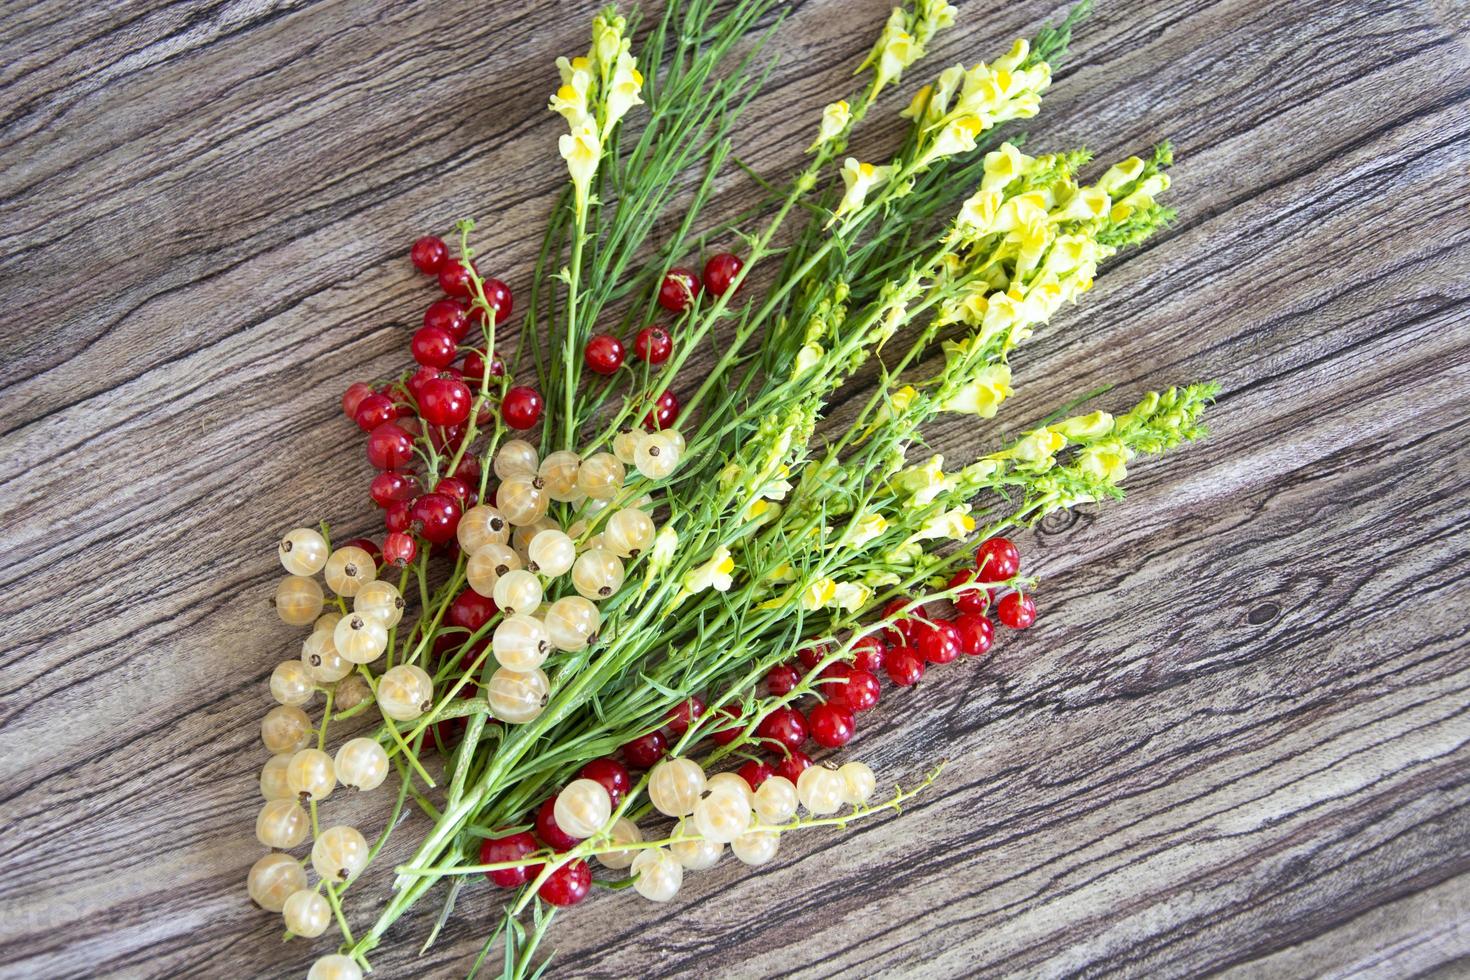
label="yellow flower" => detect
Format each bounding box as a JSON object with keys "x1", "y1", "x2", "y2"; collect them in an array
[
  {"x1": 550, "y1": 57, "x2": 593, "y2": 126},
  {"x1": 980, "y1": 142, "x2": 1033, "y2": 192},
  {"x1": 908, "y1": 506, "x2": 975, "y2": 543},
  {"x1": 683, "y1": 546, "x2": 735, "y2": 594},
  {"x1": 1055, "y1": 186, "x2": 1111, "y2": 223},
  {"x1": 1007, "y1": 428, "x2": 1066, "y2": 470},
  {"x1": 793, "y1": 342, "x2": 823, "y2": 377},
  {"x1": 558, "y1": 119, "x2": 602, "y2": 211},
  {"x1": 743, "y1": 498, "x2": 781, "y2": 525},
  {"x1": 847, "y1": 513, "x2": 889, "y2": 549},
  {"x1": 876, "y1": 31, "x2": 918, "y2": 92},
  {"x1": 940, "y1": 364, "x2": 1012, "y2": 417},
  {"x1": 831, "y1": 158, "x2": 892, "y2": 223},
  {"x1": 1050, "y1": 410, "x2": 1115, "y2": 441},
  {"x1": 956, "y1": 188, "x2": 1002, "y2": 233},
  {"x1": 603, "y1": 52, "x2": 644, "y2": 136},
  {"x1": 1077, "y1": 441, "x2": 1134, "y2": 483},
  {"x1": 1096, "y1": 156, "x2": 1145, "y2": 195},
  {"x1": 922, "y1": 114, "x2": 983, "y2": 164},
  {"x1": 892, "y1": 454, "x2": 954, "y2": 506},
  {"x1": 831, "y1": 581, "x2": 872, "y2": 612},
  {"x1": 901, "y1": 85, "x2": 933, "y2": 122},
  {"x1": 640, "y1": 524, "x2": 680, "y2": 596},
  {"x1": 800, "y1": 577, "x2": 838, "y2": 611},
  {"x1": 991, "y1": 38, "x2": 1030, "y2": 72},
  {"x1": 769, "y1": 562, "x2": 798, "y2": 584},
  {"x1": 810, "y1": 100, "x2": 851, "y2": 151}
]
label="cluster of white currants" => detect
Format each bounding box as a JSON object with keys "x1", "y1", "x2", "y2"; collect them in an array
[
  {"x1": 251, "y1": 528, "x2": 414, "y2": 966},
  {"x1": 458, "y1": 438, "x2": 672, "y2": 724},
  {"x1": 562, "y1": 756, "x2": 876, "y2": 904}
]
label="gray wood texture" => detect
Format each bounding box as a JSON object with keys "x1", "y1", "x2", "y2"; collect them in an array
[{"x1": 2, "y1": 0, "x2": 1469, "y2": 977}]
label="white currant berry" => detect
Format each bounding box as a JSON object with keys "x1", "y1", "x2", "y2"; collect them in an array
[
  {"x1": 312, "y1": 825, "x2": 369, "y2": 882},
  {"x1": 282, "y1": 888, "x2": 331, "y2": 938},
  {"x1": 633, "y1": 432, "x2": 679, "y2": 479},
  {"x1": 648, "y1": 757, "x2": 705, "y2": 818},
  {"x1": 838, "y1": 761, "x2": 876, "y2": 806},
  {"x1": 493, "y1": 439, "x2": 539, "y2": 480},
  {"x1": 598, "y1": 817, "x2": 642, "y2": 870},
  {"x1": 554, "y1": 778, "x2": 612, "y2": 839},
  {"x1": 486, "y1": 667, "x2": 550, "y2": 724},
  {"x1": 526, "y1": 529, "x2": 575, "y2": 577},
  {"x1": 538, "y1": 450, "x2": 582, "y2": 502},
  {"x1": 332, "y1": 674, "x2": 372, "y2": 710},
  {"x1": 313, "y1": 611, "x2": 342, "y2": 634},
  {"x1": 705, "y1": 772, "x2": 756, "y2": 807},
  {"x1": 256, "y1": 799, "x2": 309, "y2": 849},
  {"x1": 275, "y1": 575, "x2": 324, "y2": 626},
  {"x1": 492, "y1": 569, "x2": 543, "y2": 616},
  {"x1": 334, "y1": 737, "x2": 389, "y2": 791},
  {"x1": 458, "y1": 504, "x2": 512, "y2": 552},
  {"x1": 496, "y1": 476, "x2": 549, "y2": 526},
  {"x1": 279, "y1": 528, "x2": 330, "y2": 576},
  {"x1": 731, "y1": 829, "x2": 780, "y2": 866},
  {"x1": 301, "y1": 631, "x2": 351, "y2": 683},
  {"x1": 260, "y1": 754, "x2": 294, "y2": 801},
  {"x1": 261, "y1": 705, "x2": 313, "y2": 754},
  {"x1": 467, "y1": 543, "x2": 522, "y2": 595},
  {"x1": 602, "y1": 509, "x2": 655, "y2": 558},
  {"x1": 247, "y1": 852, "x2": 306, "y2": 912},
  {"x1": 571, "y1": 548, "x2": 624, "y2": 601},
  {"x1": 671, "y1": 819, "x2": 723, "y2": 870},
  {"x1": 631, "y1": 846, "x2": 683, "y2": 903},
  {"x1": 308, "y1": 953, "x2": 363, "y2": 980},
  {"x1": 753, "y1": 775, "x2": 798, "y2": 824},
  {"x1": 353, "y1": 580, "x2": 404, "y2": 628},
  {"x1": 664, "y1": 428, "x2": 686, "y2": 455},
  {"x1": 692, "y1": 784, "x2": 752, "y2": 844},
  {"x1": 543, "y1": 595, "x2": 600, "y2": 651},
  {"x1": 612, "y1": 429, "x2": 643, "y2": 464},
  {"x1": 323, "y1": 546, "x2": 376, "y2": 597},
  {"x1": 492, "y1": 614, "x2": 550, "y2": 671},
  {"x1": 796, "y1": 764, "x2": 846, "y2": 816},
  {"x1": 512, "y1": 516, "x2": 558, "y2": 557},
  {"x1": 286, "y1": 748, "x2": 336, "y2": 802},
  {"x1": 333, "y1": 614, "x2": 388, "y2": 665},
  {"x1": 270, "y1": 660, "x2": 315, "y2": 707},
  {"x1": 377, "y1": 664, "x2": 433, "y2": 721},
  {"x1": 576, "y1": 452, "x2": 625, "y2": 500}
]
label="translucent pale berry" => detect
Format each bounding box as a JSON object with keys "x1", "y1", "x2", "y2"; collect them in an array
[
  {"x1": 571, "y1": 548, "x2": 624, "y2": 601},
  {"x1": 496, "y1": 475, "x2": 549, "y2": 526},
  {"x1": 301, "y1": 631, "x2": 351, "y2": 684},
  {"x1": 487, "y1": 667, "x2": 550, "y2": 724},
  {"x1": 544, "y1": 595, "x2": 600, "y2": 652},
  {"x1": 467, "y1": 542, "x2": 521, "y2": 596},
  {"x1": 458, "y1": 504, "x2": 511, "y2": 552},
  {"x1": 269, "y1": 660, "x2": 314, "y2": 707},
  {"x1": 332, "y1": 673, "x2": 372, "y2": 711},
  {"x1": 278, "y1": 528, "x2": 329, "y2": 576},
  {"x1": 275, "y1": 575, "x2": 324, "y2": 627},
  {"x1": 255, "y1": 798, "x2": 309, "y2": 848},
  {"x1": 753, "y1": 774, "x2": 798, "y2": 823},
  {"x1": 527, "y1": 529, "x2": 576, "y2": 577},
  {"x1": 838, "y1": 761, "x2": 877, "y2": 805},
  {"x1": 312, "y1": 825, "x2": 369, "y2": 882},
  {"x1": 247, "y1": 852, "x2": 307, "y2": 912},
  {"x1": 554, "y1": 778, "x2": 613, "y2": 839},
  {"x1": 261, "y1": 705, "x2": 312, "y2": 754},
  {"x1": 335, "y1": 737, "x2": 389, "y2": 791},
  {"x1": 283, "y1": 889, "x2": 331, "y2": 938},
  {"x1": 631, "y1": 847, "x2": 683, "y2": 902},
  {"x1": 796, "y1": 764, "x2": 846, "y2": 815},
  {"x1": 492, "y1": 613, "x2": 550, "y2": 671},
  {"x1": 286, "y1": 747, "x2": 336, "y2": 801},
  {"x1": 492, "y1": 568, "x2": 544, "y2": 616},
  {"x1": 576, "y1": 452, "x2": 625, "y2": 500},
  {"x1": 692, "y1": 785, "x2": 752, "y2": 844},
  {"x1": 648, "y1": 757, "x2": 706, "y2": 817},
  {"x1": 324, "y1": 546, "x2": 377, "y2": 597},
  {"x1": 377, "y1": 664, "x2": 434, "y2": 721},
  {"x1": 670, "y1": 818, "x2": 723, "y2": 870},
  {"x1": 599, "y1": 817, "x2": 643, "y2": 870},
  {"x1": 493, "y1": 439, "x2": 539, "y2": 479},
  {"x1": 333, "y1": 614, "x2": 388, "y2": 665},
  {"x1": 632, "y1": 432, "x2": 679, "y2": 479},
  {"x1": 308, "y1": 954, "x2": 363, "y2": 980},
  {"x1": 260, "y1": 754, "x2": 294, "y2": 800},
  {"x1": 731, "y1": 829, "x2": 780, "y2": 866},
  {"x1": 602, "y1": 508, "x2": 655, "y2": 558},
  {"x1": 353, "y1": 580, "x2": 405, "y2": 628}
]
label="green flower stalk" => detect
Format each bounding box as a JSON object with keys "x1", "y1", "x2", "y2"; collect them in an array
[{"x1": 248, "y1": 3, "x2": 1217, "y2": 978}]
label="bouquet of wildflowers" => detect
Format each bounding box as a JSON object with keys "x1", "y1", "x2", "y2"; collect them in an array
[{"x1": 247, "y1": 1, "x2": 1214, "y2": 977}]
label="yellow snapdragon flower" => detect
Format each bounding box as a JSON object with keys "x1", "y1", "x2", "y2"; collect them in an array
[
  {"x1": 907, "y1": 506, "x2": 975, "y2": 543},
  {"x1": 810, "y1": 100, "x2": 851, "y2": 152},
  {"x1": 1077, "y1": 441, "x2": 1134, "y2": 483},
  {"x1": 603, "y1": 53, "x2": 644, "y2": 137},
  {"x1": 831, "y1": 581, "x2": 873, "y2": 613},
  {"x1": 940, "y1": 364, "x2": 1012, "y2": 417},
  {"x1": 846, "y1": 513, "x2": 889, "y2": 549},
  {"x1": 892, "y1": 454, "x2": 954, "y2": 506},
  {"x1": 558, "y1": 120, "x2": 602, "y2": 211},
  {"x1": 1050, "y1": 410, "x2": 1115, "y2": 441},
  {"x1": 1005, "y1": 428, "x2": 1067, "y2": 471},
  {"x1": 831, "y1": 158, "x2": 893, "y2": 224},
  {"x1": 684, "y1": 546, "x2": 735, "y2": 594}
]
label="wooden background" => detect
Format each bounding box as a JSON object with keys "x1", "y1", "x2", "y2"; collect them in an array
[{"x1": 3, "y1": 0, "x2": 1469, "y2": 977}]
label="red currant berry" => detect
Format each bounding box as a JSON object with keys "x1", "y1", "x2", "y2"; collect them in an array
[
  {"x1": 419, "y1": 376, "x2": 472, "y2": 427},
  {"x1": 584, "y1": 334, "x2": 625, "y2": 375},
  {"x1": 975, "y1": 537, "x2": 1021, "y2": 583},
  {"x1": 434, "y1": 476, "x2": 476, "y2": 510},
  {"x1": 578, "y1": 758, "x2": 632, "y2": 805},
  {"x1": 955, "y1": 613, "x2": 994, "y2": 657},
  {"x1": 410, "y1": 492, "x2": 462, "y2": 545},
  {"x1": 948, "y1": 568, "x2": 992, "y2": 614},
  {"x1": 851, "y1": 635, "x2": 887, "y2": 674},
  {"x1": 808, "y1": 702, "x2": 856, "y2": 748},
  {"x1": 384, "y1": 499, "x2": 413, "y2": 533},
  {"x1": 411, "y1": 236, "x2": 448, "y2": 274},
  {"x1": 424, "y1": 299, "x2": 470, "y2": 340},
  {"x1": 502, "y1": 386, "x2": 544, "y2": 430},
  {"x1": 885, "y1": 646, "x2": 925, "y2": 686},
  {"x1": 366, "y1": 423, "x2": 415, "y2": 470},
  {"x1": 836, "y1": 669, "x2": 880, "y2": 711},
  {"x1": 634, "y1": 326, "x2": 672, "y2": 364},
  {"x1": 996, "y1": 592, "x2": 1037, "y2": 629},
  {"x1": 479, "y1": 831, "x2": 539, "y2": 888},
  {"x1": 766, "y1": 663, "x2": 800, "y2": 697},
  {"x1": 407, "y1": 365, "x2": 440, "y2": 403},
  {"x1": 915, "y1": 619, "x2": 963, "y2": 665},
  {"x1": 797, "y1": 641, "x2": 828, "y2": 672},
  {"x1": 450, "y1": 454, "x2": 480, "y2": 482},
  {"x1": 446, "y1": 587, "x2": 497, "y2": 632},
  {"x1": 478, "y1": 277, "x2": 514, "y2": 324},
  {"x1": 353, "y1": 392, "x2": 398, "y2": 432},
  {"x1": 642, "y1": 389, "x2": 679, "y2": 430},
  {"x1": 664, "y1": 695, "x2": 706, "y2": 736},
  {"x1": 757, "y1": 706, "x2": 807, "y2": 752},
  {"x1": 773, "y1": 749, "x2": 812, "y2": 783},
  {"x1": 538, "y1": 859, "x2": 591, "y2": 907},
  {"x1": 702, "y1": 252, "x2": 743, "y2": 296},
  {"x1": 428, "y1": 423, "x2": 466, "y2": 454},
  {"x1": 411, "y1": 325, "x2": 458, "y2": 369},
  {"x1": 463, "y1": 349, "x2": 505, "y2": 384},
  {"x1": 370, "y1": 470, "x2": 420, "y2": 508},
  {"x1": 739, "y1": 759, "x2": 774, "y2": 790},
  {"x1": 438, "y1": 259, "x2": 476, "y2": 299},
  {"x1": 383, "y1": 531, "x2": 417, "y2": 567},
  {"x1": 657, "y1": 267, "x2": 701, "y2": 313},
  {"x1": 536, "y1": 796, "x2": 582, "y2": 849},
  {"x1": 342, "y1": 382, "x2": 374, "y2": 420},
  {"x1": 341, "y1": 538, "x2": 381, "y2": 567},
  {"x1": 622, "y1": 730, "x2": 666, "y2": 769},
  {"x1": 709, "y1": 703, "x2": 744, "y2": 746}
]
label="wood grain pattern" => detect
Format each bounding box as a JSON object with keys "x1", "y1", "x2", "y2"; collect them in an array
[{"x1": 2, "y1": 0, "x2": 1469, "y2": 977}]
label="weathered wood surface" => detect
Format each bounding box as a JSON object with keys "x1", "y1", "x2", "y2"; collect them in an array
[{"x1": 3, "y1": 0, "x2": 1469, "y2": 977}]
